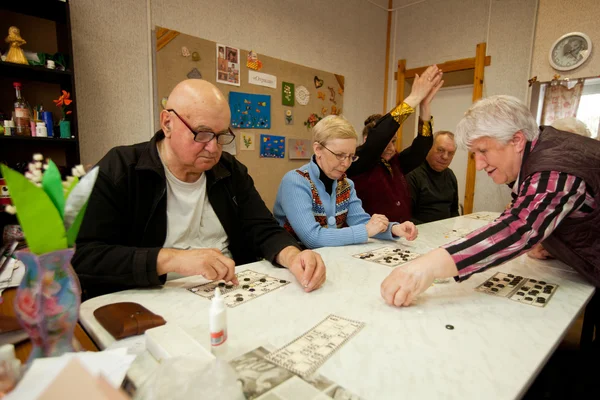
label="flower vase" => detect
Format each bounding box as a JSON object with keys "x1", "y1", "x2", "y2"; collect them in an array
[
  {"x1": 59, "y1": 120, "x2": 71, "y2": 139},
  {"x1": 13, "y1": 249, "x2": 80, "y2": 363}
]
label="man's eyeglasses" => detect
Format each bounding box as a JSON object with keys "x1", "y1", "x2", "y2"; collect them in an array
[
  {"x1": 167, "y1": 109, "x2": 236, "y2": 145},
  {"x1": 319, "y1": 143, "x2": 359, "y2": 162}
]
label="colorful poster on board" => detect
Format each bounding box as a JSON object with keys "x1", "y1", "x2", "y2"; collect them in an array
[
  {"x1": 282, "y1": 82, "x2": 295, "y2": 106},
  {"x1": 260, "y1": 134, "x2": 285, "y2": 158},
  {"x1": 288, "y1": 138, "x2": 311, "y2": 160},
  {"x1": 229, "y1": 92, "x2": 271, "y2": 129},
  {"x1": 216, "y1": 43, "x2": 240, "y2": 86}
]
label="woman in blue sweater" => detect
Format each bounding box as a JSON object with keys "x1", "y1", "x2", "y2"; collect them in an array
[{"x1": 273, "y1": 115, "x2": 417, "y2": 249}]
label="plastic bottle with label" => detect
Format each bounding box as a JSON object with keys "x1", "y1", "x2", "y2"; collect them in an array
[
  {"x1": 209, "y1": 287, "x2": 228, "y2": 357},
  {"x1": 36, "y1": 122, "x2": 48, "y2": 137}
]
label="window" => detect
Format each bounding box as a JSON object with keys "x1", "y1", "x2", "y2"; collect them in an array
[{"x1": 533, "y1": 77, "x2": 600, "y2": 139}]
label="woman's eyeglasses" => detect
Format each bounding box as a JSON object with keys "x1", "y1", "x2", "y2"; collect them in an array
[{"x1": 319, "y1": 143, "x2": 359, "y2": 162}]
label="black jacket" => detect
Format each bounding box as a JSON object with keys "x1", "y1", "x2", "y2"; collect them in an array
[{"x1": 73, "y1": 131, "x2": 299, "y2": 299}]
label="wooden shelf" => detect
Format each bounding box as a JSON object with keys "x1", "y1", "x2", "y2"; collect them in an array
[
  {"x1": 0, "y1": 0, "x2": 67, "y2": 23},
  {"x1": 0, "y1": 135, "x2": 77, "y2": 144},
  {"x1": 0, "y1": 0, "x2": 79, "y2": 170},
  {"x1": 0, "y1": 62, "x2": 72, "y2": 86}
]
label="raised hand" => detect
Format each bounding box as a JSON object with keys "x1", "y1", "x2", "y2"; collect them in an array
[
  {"x1": 419, "y1": 75, "x2": 444, "y2": 121},
  {"x1": 404, "y1": 65, "x2": 443, "y2": 109}
]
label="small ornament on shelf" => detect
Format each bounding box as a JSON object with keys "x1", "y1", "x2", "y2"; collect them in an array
[
  {"x1": 53, "y1": 90, "x2": 73, "y2": 139},
  {"x1": 4, "y1": 26, "x2": 28, "y2": 65}
]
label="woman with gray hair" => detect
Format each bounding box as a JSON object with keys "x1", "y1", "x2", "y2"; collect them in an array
[
  {"x1": 380, "y1": 94, "x2": 600, "y2": 309},
  {"x1": 551, "y1": 117, "x2": 592, "y2": 138},
  {"x1": 273, "y1": 115, "x2": 418, "y2": 249}
]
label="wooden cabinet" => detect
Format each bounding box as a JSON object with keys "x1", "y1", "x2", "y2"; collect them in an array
[{"x1": 0, "y1": 0, "x2": 80, "y2": 171}]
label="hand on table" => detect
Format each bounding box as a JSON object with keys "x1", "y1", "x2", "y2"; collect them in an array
[
  {"x1": 528, "y1": 243, "x2": 553, "y2": 260},
  {"x1": 391, "y1": 221, "x2": 418, "y2": 241},
  {"x1": 366, "y1": 214, "x2": 390, "y2": 237},
  {"x1": 380, "y1": 248, "x2": 457, "y2": 307},
  {"x1": 277, "y1": 247, "x2": 326, "y2": 292},
  {"x1": 157, "y1": 248, "x2": 239, "y2": 285}
]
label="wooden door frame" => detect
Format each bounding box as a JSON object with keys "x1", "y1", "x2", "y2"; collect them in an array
[{"x1": 394, "y1": 43, "x2": 491, "y2": 214}]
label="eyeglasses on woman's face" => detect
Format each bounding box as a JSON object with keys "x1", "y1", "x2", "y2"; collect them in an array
[
  {"x1": 167, "y1": 109, "x2": 236, "y2": 145},
  {"x1": 319, "y1": 143, "x2": 359, "y2": 162}
]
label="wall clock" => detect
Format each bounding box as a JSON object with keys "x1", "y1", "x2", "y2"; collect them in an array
[{"x1": 549, "y1": 32, "x2": 592, "y2": 71}]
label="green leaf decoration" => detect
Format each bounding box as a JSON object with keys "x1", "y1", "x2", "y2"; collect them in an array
[
  {"x1": 64, "y1": 166, "x2": 99, "y2": 231},
  {"x1": 64, "y1": 176, "x2": 79, "y2": 200},
  {"x1": 1, "y1": 165, "x2": 67, "y2": 254},
  {"x1": 67, "y1": 202, "x2": 87, "y2": 247},
  {"x1": 42, "y1": 160, "x2": 65, "y2": 219}
]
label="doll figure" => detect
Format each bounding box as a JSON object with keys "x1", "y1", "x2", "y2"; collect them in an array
[{"x1": 5, "y1": 26, "x2": 28, "y2": 65}]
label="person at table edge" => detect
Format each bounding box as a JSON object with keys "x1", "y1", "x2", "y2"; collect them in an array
[
  {"x1": 381, "y1": 95, "x2": 599, "y2": 307},
  {"x1": 72, "y1": 79, "x2": 326, "y2": 299}
]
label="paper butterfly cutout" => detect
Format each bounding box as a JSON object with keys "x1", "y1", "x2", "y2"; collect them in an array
[
  {"x1": 528, "y1": 76, "x2": 537, "y2": 87},
  {"x1": 317, "y1": 91, "x2": 326, "y2": 100}
]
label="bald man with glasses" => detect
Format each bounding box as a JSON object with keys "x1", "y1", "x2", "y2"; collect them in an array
[{"x1": 73, "y1": 80, "x2": 326, "y2": 299}]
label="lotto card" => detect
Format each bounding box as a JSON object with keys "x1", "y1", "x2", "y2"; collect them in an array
[
  {"x1": 475, "y1": 271, "x2": 558, "y2": 307},
  {"x1": 230, "y1": 346, "x2": 363, "y2": 400},
  {"x1": 508, "y1": 277, "x2": 558, "y2": 307},
  {"x1": 265, "y1": 315, "x2": 365, "y2": 377},
  {"x1": 353, "y1": 246, "x2": 421, "y2": 267},
  {"x1": 188, "y1": 270, "x2": 290, "y2": 308}
]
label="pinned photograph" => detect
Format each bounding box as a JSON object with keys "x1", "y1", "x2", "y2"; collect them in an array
[{"x1": 217, "y1": 43, "x2": 240, "y2": 86}]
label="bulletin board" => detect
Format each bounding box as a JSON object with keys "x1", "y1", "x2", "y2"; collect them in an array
[{"x1": 154, "y1": 27, "x2": 345, "y2": 210}]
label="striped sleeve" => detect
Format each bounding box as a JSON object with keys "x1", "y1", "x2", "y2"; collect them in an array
[{"x1": 443, "y1": 171, "x2": 589, "y2": 280}]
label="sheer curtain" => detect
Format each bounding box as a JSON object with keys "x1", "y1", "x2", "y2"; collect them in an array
[{"x1": 541, "y1": 79, "x2": 584, "y2": 125}]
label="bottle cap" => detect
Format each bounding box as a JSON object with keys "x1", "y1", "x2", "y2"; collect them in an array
[
  {"x1": 211, "y1": 287, "x2": 225, "y2": 313},
  {"x1": 13, "y1": 82, "x2": 22, "y2": 89},
  {"x1": 36, "y1": 122, "x2": 45, "y2": 127}
]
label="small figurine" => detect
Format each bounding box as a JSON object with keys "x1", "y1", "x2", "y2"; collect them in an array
[{"x1": 5, "y1": 26, "x2": 28, "y2": 65}]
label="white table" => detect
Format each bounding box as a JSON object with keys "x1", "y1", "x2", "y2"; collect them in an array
[{"x1": 79, "y1": 213, "x2": 595, "y2": 399}]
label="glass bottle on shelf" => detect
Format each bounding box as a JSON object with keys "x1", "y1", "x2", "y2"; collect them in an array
[{"x1": 13, "y1": 82, "x2": 31, "y2": 136}]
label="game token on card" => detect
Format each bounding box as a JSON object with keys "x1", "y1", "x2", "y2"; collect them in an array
[
  {"x1": 475, "y1": 271, "x2": 558, "y2": 307},
  {"x1": 353, "y1": 246, "x2": 420, "y2": 267},
  {"x1": 188, "y1": 270, "x2": 290, "y2": 308}
]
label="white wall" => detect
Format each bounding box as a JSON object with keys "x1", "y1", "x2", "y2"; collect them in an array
[
  {"x1": 389, "y1": 0, "x2": 538, "y2": 213},
  {"x1": 531, "y1": 0, "x2": 600, "y2": 81},
  {"x1": 70, "y1": 0, "x2": 389, "y2": 167},
  {"x1": 428, "y1": 85, "x2": 473, "y2": 212}
]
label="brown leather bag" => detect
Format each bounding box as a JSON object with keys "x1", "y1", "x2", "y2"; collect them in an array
[{"x1": 93, "y1": 302, "x2": 166, "y2": 340}]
